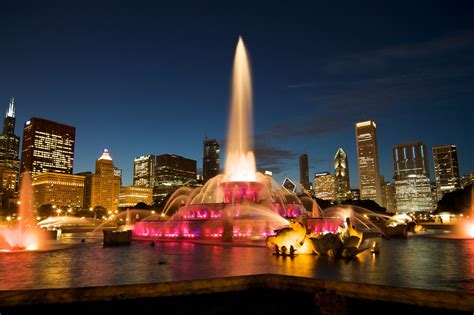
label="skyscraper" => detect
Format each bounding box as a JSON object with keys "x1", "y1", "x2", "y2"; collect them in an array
[
  {"x1": 133, "y1": 155, "x2": 155, "y2": 188},
  {"x1": 299, "y1": 154, "x2": 310, "y2": 190},
  {"x1": 20, "y1": 117, "x2": 75, "y2": 176},
  {"x1": 355, "y1": 120, "x2": 382, "y2": 205},
  {"x1": 432, "y1": 145, "x2": 461, "y2": 201},
  {"x1": 203, "y1": 138, "x2": 220, "y2": 183},
  {"x1": 153, "y1": 154, "x2": 197, "y2": 203},
  {"x1": 0, "y1": 97, "x2": 20, "y2": 195},
  {"x1": 381, "y1": 180, "x2": 396, "y2": 213},
  {"x1": 334, "y1": 148, "x2": 350, "y2": 201},
  {"x1": 461, "y1": 172, "x2": 474, "y2": 189},
  {"x1": 393, "y1": 141, "x2": 433, "y2": 212},
  {"x1": 81, "y1": 149, "x2": 121, "y2": 211},
  {"x1": 313, "y1": 171, "x2": 335, "y2": 201}
]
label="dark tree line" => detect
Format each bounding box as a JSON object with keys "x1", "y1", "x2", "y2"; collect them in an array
[{"x1": 435, "y1": 184, "x2": 472, "y2": 215}]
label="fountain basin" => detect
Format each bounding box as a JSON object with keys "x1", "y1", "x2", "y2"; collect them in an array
[{"x1": 103, "y1": 230, "x2": 132, "y2": 246}]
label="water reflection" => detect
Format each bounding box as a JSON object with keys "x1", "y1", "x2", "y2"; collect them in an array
[{"x1": 0, "y1": 233, "x2": 472, "y2": 293}]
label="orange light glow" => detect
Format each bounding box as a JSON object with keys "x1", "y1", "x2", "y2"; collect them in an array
[{"x1": 465, "y1": 221, "x2": 474, "y2": 238}]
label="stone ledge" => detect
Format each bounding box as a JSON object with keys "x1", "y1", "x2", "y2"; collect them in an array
[{"x1": 0, "y1": 274, "x2": 472, "y2": 312}]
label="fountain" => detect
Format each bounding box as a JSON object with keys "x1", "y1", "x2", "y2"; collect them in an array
[
  {"x1": 0, "y1": 173, "x2": 47, "y2": 251},
  {"x1": 461, "y1": 185, "x2": 474, "y2": 238},
  {"x1": 433, "y1": 185, "x2": 474, "y2": 239},
  {"x1": 133, "y1": 37, "x2": 341, "y2": 242},
  {"x1": 117, "y1": 208, "x2": 134, "y2": 231}
]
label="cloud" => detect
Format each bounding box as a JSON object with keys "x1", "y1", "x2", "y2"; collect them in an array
[
  {"x1": 287, "y1": 81, "x2": 319, "y2": 89},
  {"x1": 256, "y1": 116, "x2": 348, "y2": 141},
  {"x1": 324, "y1": 30, "x2": 474, "y2": 75},
  {"x1": 254, "y1": 143, "x2": 296, "y2": 174},
  {"x1": 375, "y1": 30, "x2": 474, "y2": 59},
  {"x1": 285, "y1": 30, "x2": 474, "y2": 119}
]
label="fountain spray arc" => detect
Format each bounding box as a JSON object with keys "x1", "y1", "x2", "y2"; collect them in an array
[
  {"x1": 133, "y1": 37, "x2": 340, "y2": 241},
  {"x1": 0, "y1": 173, "x2": 46, "y2": 251}
]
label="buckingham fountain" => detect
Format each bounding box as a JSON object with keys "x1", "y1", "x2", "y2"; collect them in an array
[
  {"x1": 0, "y1": 38, "x2": 473, "y2": 314},
  {"x1": 133, "y1": 37, "x2": 342, "y2": 242}
]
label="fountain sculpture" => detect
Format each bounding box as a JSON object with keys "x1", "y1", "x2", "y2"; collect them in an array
[{"x1": 133, "y1": 37, "x2": 342, "y2": 241}]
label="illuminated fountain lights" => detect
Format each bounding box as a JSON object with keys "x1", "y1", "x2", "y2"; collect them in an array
[
  {"x1": 0, "y1": 173, "x2": 47, "y2": 251},
  {"x1": 427, "y1": 186, "x2": 474, "y2": 240},
  {"x1": 133, "y1": 37, "x2": 342, "y2": 241},
  {"x1": 447, "y1": 186, "x2": 474, "y2": 239}
]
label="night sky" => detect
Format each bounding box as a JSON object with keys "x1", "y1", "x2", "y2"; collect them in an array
[{"x1": 1, "y1": 1, "x2": 473, "y2": 188}]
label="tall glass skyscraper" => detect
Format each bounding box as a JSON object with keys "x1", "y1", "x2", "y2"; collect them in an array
[
  {"x1": 432, "y1": 144, "x2": 460, "y2": 201},
  {"x1": 133, "y1": 155, "x2": 155, "y2": 188},
  {"x1": 355, "y1": 120, "x2": 382, "y2": 205},
  {"x1": 299, "y1": 153, "x2": 310, "y2": 190},
  {"x1": 393, "y1": 141, "x2": 434, "y2": 212},
  {"x1": 153, "y1": 154, "x2": 197, "y2": 203},
  {"x1": 334, "y1": 148, "x2": 350, "y2": 201},
  {"x1": 0, "y1": 97, "x2": 20, "y2": 194},
  {"x1": 203, "y1": 138, "x2": 220, "y2": 183}
]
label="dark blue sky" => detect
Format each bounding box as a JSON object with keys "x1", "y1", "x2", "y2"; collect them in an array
[{"x1": 1, "y1": 0, "x2": 473, "y2": 187}]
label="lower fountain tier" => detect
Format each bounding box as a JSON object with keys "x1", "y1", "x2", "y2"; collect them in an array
[
  {"x1": 176, "y1": 202, "x2": 306, "y2": 220},
  {"x1": 132, "y1": 217, "x2": 343, "y2": 240}
]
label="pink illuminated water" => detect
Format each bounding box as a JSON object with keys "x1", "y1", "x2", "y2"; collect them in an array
[
  {"x1": 133, "y1": 37, "x2": 333, "y2": 241},
  {"x1": 0, "y1": 173, "x2": 46, "y2": 251},
  {"x1": 467, "y1": 186, "x2": 474, "y2": 238}
]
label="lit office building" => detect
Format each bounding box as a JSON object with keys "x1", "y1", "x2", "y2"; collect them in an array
[
  {"x1": 81, "y1": 149, "x2": 121, "y2": 211},
  {"x1": 20, "y1": 117, "x2": 75, "y2": 176},
  {"x1": 119, "y1": 186, "x2": 153, "y2": 208},
  {"x1": 355, "y1": 120, "x2": 382, "y2": 205},
  {"x1": 313, "y1": 172, "x2": 335, "y2": 201},
  {"x1": 203, "y1": 138, "x2": 220, "y2": 183},
  {"x1": 351, "y1": 189, "x2": 360, "y2": 201},
  {"x1": 393, "y1": 141, "x2": 434, "y2": 212},
  {"x1": 381, "y1": 181, "x2": 396, "y2": 213},
  {"x1": 394, "y1": 175, "x2": 433, "y2": 212},
  {"x1": 153, "y1": 154, "x2": 197, "y2": 203},
  {"x1": 461, "y1": 172, "x2": 474, "y2": 188},
  {"x1": 0, "y1": 97, "x2": 20, "y2": 197},
  {"x1": 299, "y1": 154, "x2": 310, "y2": 190},
  {"x1": 334, "y1": 148, "x2": 350, "y2": 201},
  {"x1": 432, "y1": 145, "x2": 461, "y2": 201},
  {"x1": 133, "y1": 155, "x2": 155, "y2": 188},
  {"x1": 0, "y1": 168, "x2": 18, "y2": 193},
  {"x1": 32, "y1": 172, "x2": 84, "y2": 211}
]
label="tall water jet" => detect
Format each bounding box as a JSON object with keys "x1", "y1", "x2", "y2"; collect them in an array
[
  {"x1": 132, "y1": 37, "x2": 333, "y2": 242},
  {"x1": 0, "y1": 172, "x2": 45, "y2": 251},
  {"x1": 224, "y1": 36, "x2": 256, "y2": 182}
]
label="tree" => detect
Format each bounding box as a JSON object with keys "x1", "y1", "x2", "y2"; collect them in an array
[
  {"x1": 37, "y1": 204, "x2": 54, "y2": 218},
  {"x1": 134, "y1": 202, "x2": 150, "y2": 210},
  {"x1": 435, "y1": 184, "x2": 472, "y2": 215},
  {"x1": 93, "y1": 206, "x2": 107, "y2": 219}
]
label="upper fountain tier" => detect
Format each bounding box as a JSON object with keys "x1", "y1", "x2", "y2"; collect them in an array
[{"x1": 224, "y1": 37, "x2": 257, "y2": 183}]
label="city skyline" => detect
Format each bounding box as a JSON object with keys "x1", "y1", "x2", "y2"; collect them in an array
[{"x1": 1, "y1": 1, "x2": 473, "y2": 188}]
